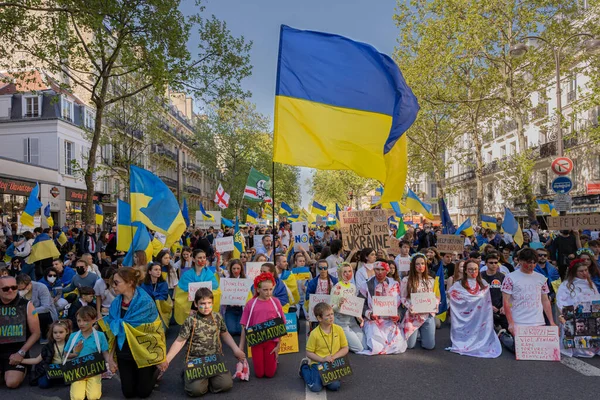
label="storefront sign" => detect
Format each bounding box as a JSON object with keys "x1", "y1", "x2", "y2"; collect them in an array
[
  {"x1": 0, "y1": 177, "x2": 36, "y2": 196},
  {"x1": 586, "y1": 182, "x2": 600, "y2": 195},
  {"x1": 66, "y1": 188, "x2": 100, "y2": 202},
  {"x1": 50, "y1": 186, "x2": 60, "y2": 198}
]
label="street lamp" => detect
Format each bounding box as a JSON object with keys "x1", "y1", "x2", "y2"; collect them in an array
[{"x1": 509, "y1": 33, "x2": 600, "y2": 157}]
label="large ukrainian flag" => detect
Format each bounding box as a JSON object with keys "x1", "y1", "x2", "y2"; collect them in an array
[{"x1": 273, "y1": 25, "x2": 419, "y2": 204}]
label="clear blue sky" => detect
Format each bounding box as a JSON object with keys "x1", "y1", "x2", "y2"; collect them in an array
[{"x1": 182, "y1": 0, "x2": 400, "y2": 208}]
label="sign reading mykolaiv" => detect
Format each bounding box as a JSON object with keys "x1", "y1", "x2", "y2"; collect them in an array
[
  {"x1": 339, "y1": 209, "x2": 400, "y2": 252},
  {"x1": 547, "y1": 213, "x2": 600, "y2": 230}
]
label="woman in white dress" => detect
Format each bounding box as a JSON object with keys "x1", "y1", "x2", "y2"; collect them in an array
[{"x1": 355, "y1": 248, "x2": 376, "y2": 292}]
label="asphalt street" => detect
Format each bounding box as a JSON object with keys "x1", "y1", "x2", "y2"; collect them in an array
[{"x1": 2, "y1": 319, "x2": 600, "y2": 400}]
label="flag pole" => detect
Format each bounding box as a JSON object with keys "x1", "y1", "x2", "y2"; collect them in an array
[{"x1": 272, "y1": 161, "x2": 275, "y2": 232}]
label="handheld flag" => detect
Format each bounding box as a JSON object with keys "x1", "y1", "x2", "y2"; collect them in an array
[
  {"x1": 56, "y1": 231, "x2": 68, "y2": 246},
  {"x1": 233, "y1": 217, "x2": 245, "y2": 259},
  {"x1": 246, "y1": 209, "x2": 259, "y2": 224},
  {"x1": 199, "y1": 203, "x2": 215, "y2": 221},
  {"x1": 214, "y1": 184, "x2": 230, "y2": 209},
  {"x1": 222, "y1": 217, "x2": 234, "y2": 228},
  {"x1": 117, "y1": 199, "x2": 134, "y2": 252},
  {"x1": 439, "y1": 198, "x2": 455, "y2": 234},
  {"x1": 182, "y1": 198, "x2": 190, "y2": 227},
  {"x1": 300, "y1": 208, "x2": 315, "y2": 223},
  {"x1": 287, "y1": 214, "x2": 300, "y2": 222},
  {"x1": 122, "y1": 224, "x2": 154, "y2": 267},
  {"x1": 455, "y1": 218, "x2": 474, "y2": 237},
  {"x1": 311, "y1": 201, "x2": 328, "y2": 217},
  {"x1": 27, "y1": 232, "x2": 60, "y2": 263},
  {"x1": 130, "y1": 165, "x2": 186, "y2": 249},
  {"x1": 262, "y1": 203, "x2": 273, "y2": 219},
  {"x1": 502, "y1": 207, "x2": 524, "y2": 247},
  {"x1": 44, "y1": 203, "x2": 54, "y2": 228},
  {"x1": 273, "y1": 25, "x2": 419, "y2": 205},
  {"x1": 21, "y1": 183, "x2": 43, "y2": 227},
  {"x1": 243, "y1": 167, "x2": 272, "y2": 203},
  {"x1": 536, "y1": 200, "x2": 559, "y2": 217},
  {"x1": 434, "y1": 263, "x2": 448, "y2": 322},
  {"x1": 95, "y1": 204, "x2": 104, "y2": 225},
  {"x1": 480, "y1": 215, "x2": 497, "y2": 230},
  {"x1": 280, "y1": 202, "x2": 293, "y2": 215},
  {"x1": 405, "y1": 189, "x2": 434, "y2": 220},
  {"x1": 396, "y1": 217, "x2": 406, "y2": 239}
]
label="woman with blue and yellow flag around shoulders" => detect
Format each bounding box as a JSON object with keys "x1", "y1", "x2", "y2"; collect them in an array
[
  {"x1": 99, "y1": 267, "x2": 167, "y2": 399},
  {"x1": 174, "y1": 249, "x2": 221, "y2": 325}
]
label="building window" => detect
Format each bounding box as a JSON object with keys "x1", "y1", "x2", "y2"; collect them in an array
[
  {"x1": 24, "y1": 96, "x2": 40, "y2": 117},
  {"x1": 430, "y1": 183, "x2": 437, "y2": 198},
  {"x1": 64, "y1": 140, "x2": 74, "y2": 175},
  {"x1": 23, "y1": 138, "x2": 39, "y2": 165},
  {"x1": 500, "y1": 145, "x2": 506, "y2": 157},
  {"x1": 61, "y1": 97, "x2": 74, "y2": 122},
  {"x1": 486, "y1": 183, "x2": 494, "y2": 202},
  {"x1": 567, "y1": 76, "x2": 577, "y2": 103},
  {"x1": 487, "y1": 151, "x2": 492, "y2": 163},
  {"x1": 84, "y1": 109, "x2": 95, "y2": 130},
  {"x1": 509, "y1": 142, "x2": 516, "y2": 155}
]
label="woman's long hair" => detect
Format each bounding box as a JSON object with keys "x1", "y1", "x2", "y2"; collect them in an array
[
  {"x1": 407, "y1": 254, "x2": 430, "y2": 298},
  {"x1": 566, "y1": 260, "x2": 595, "y2": 294},
  {"x1": 461, "y1": 259, "x2": 486, "y2": 292}
]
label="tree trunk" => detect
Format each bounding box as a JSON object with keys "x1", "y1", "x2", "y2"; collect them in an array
[{"x1": 84, "y1": 103, "x2": 104, "y2": 225}]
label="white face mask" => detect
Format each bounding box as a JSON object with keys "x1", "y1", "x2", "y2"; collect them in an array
[
  {"x1": 365, "y1": 263, "x2": 374, "y2": 271},
  {"x1": 18, "y1": 289, "x2": 29, "y2": 297},
  {"x1": 47, "y1": 276, "x2": 57, "y2": 284}
]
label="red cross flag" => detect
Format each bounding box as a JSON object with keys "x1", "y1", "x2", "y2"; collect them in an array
[{"x1": 214, "y1": 184, "x2": 230, "y2": 209}]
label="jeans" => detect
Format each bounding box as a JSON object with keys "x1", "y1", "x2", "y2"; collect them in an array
[
  {"x1": 407, "y1": 315, "x2": 436, "y2": 350},
  {"x1": 224, "y1": 306, "x2": 243, "y2": 335},
  {"x1": 334, "y1": 313, "x2": 364, "y2": 353},
  {"x1": 37, "y1": 374, "x2": 60, "y2": 389},
  {"x1": 301, "y1": 363, "x2": 341, "y2": 392}
]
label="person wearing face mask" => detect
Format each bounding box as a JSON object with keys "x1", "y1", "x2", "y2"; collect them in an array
[
  {"x1": 16, "y1": 274, "x2": 57, "y2": 343},
  {"x1": 330, "y1": 262, "x2": 364, "y2": 353},
  {"x1": 39, "y1": 267, "x2": 69, "y2": 312},
  {"x1": 355, "y1": 247, "x2": 377, "y2": 293},
  {"x1": 62, "y1": 258, "x2": 99, "y2": 293},
  {"x1": 359, "y1": 261, "x2": 406, "y2": 355},
  {"x1": 447, "y1": 260, "x2": 502, "y2": 358}
]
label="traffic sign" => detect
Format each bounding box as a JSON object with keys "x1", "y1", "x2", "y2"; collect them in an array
[
  {"x1": 552, "y1": 176, "x2": 573, "y2": 194},
  {"x1": 554, "y1": 193, "x2": 572, "y2": 212},
  {"x1": 551, "y1": 157, "x2": 573, "y2": 175}
]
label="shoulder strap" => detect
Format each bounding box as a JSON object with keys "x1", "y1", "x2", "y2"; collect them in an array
[
  {"x1": 92, "y1": 328, "x2": 101, "y2": 353},
  {"x1": 269, "y1": 297, "x2": 282, "y2": 318},
  {"x1": 185, "y1": 319, "x2": 196, "y2": 363},
  {"x1": 62, "y1": 331, "x2": 82, "y2": 365},
  {"x1": 246, "y1": 297, "x2": 258, "y2": 326}
]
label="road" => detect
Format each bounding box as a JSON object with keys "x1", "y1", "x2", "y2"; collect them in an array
[{"x1": 2, "y1": 320, "x2": 600, "y2": 400}]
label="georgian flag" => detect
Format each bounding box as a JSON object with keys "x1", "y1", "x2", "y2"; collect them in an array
[{"x1": 214, "y1": 184, "x2": 230, "y2": 209}]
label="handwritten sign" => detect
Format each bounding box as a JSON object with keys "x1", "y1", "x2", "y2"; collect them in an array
[
  {"x1": 339, "y1": 295, "x2": 365, "y2": 318},
  {"x1": 62, "y1": 352, "x2": 106, "y2": 384},
  {"x1": 184, "y1": 354, "x2": 228, "y2": 383},
  {"x1": 308, "y1": 294, "x2": 331, "y2": 322},
  {"x1": 339, "y1": 209, "x2": 400, "y2": 253},
  {"x1": 46, "y1": 363, "x2": 63, "y2": 379},
  {"x1": 245, "y1": 317, "x2": 287, "y2": 347},
  {"x1": 214, "y1": 236, "x2": 234, "y2": 253},
  {"x1": 220, "y1": 278, "x2": 252, "y2": 306},
  {"x1": 0, "y1": 305, "x2": 26, "y2": 344},
  {"x1": 411, "y1": 292, "x2": 437, "y2": 314},
  {"x1": 547, "y1": 213, "x2": 600, "y2": 230},
  {"x1": 188, "y1": 281, "x2": 213, "y2": 301},
  {"x1": 317, "y1": 355, "x2": 353, "y2": 385},
  {"x1": 372, "y1": 296, "x2": 397, "y2": 317},
  {"x1": 245, "y1": 262, "x2": 263, "y2": 282},
  {"x1": 279, "y1": 312, "x2": 299, "y2": 354},
  {"x1": 436, "y1": 234, "x2": 465, "y2": 253},
  {"x1": 292, "y1": 222, "x2": 310, "y2": 251},
  {"x1": 396, "y1": 257, "x2": 411, "y2": 273},
  {"x1": 515, "y1": 325, "x2": 560, "y2": 361}
]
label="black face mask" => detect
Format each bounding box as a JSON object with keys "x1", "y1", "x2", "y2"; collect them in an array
[{"x1": 76, "y1": 267, "x2": 86, "y2": 275}]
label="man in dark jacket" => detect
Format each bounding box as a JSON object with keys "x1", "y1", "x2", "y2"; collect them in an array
[
  {"x1": 417, "y1": 224, "x2": 436, "y2": 250},
  {"x1": 193, "y1": 230, "x2": 214, "y2": 259}
]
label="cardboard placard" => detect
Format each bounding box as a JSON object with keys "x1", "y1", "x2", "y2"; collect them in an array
[
  {"x1": 561, "y1": 302, "x2": 600, "y2": 349},
  {"x1": 547, "y1": 213, "x2": 600, "y2": 230},
  {"x1": 247, "y1": 313, "x2": 298, "y2": 357},
  {"x1": 195, "y1": 210, "x2": 221, "y2": 230},
  {"x1": 410, "y1": 292, "x2": 437, "y2": 314},
  {"x1": 436, "y1": 234, "x2": 465, "y2": 253},
  {"x1": 317, "y1": 355, "x2": 353, "y2": 385},
  {"x1": 184, "y1": 354, "x2": 228, "y2": 383},
  {"x1": 245, "y1": 262, "x2": 263, "y2": 282},
  {"x1": 188, "y1": 281, "x2": 213, "y2": 301},
  {"x1": 292, "y1": 222, "x2": 310, "y2": 251},
  {"x1": 339, "y1": 295, "x2": 365, "y2": 318},
  {"x1": 46, "y1": 363, "x2": 63, "y2": 379},
  {"x1": 0, "y1": 305, "x2": 26, "y2": 344},
  {"x1": 372, "y1": 296, "x2": 397, "y2": 317},
  {"x1": 339, "y1": 209, "x2": 400, "y2": 253},
  {"x1": 515, "y1": 325, "x2": 560, "y2": 361},
  {"x1": 245, "y1": 317, "x2": 287, "y2": 346},
  {"x1": 220, "y1": 278, "x2": 252, "y2": 306},
  {"x1": 62, "y1": 352, "x2": 106, "y2": 384},
  {"x1": 308, "y1": 294, "x2": 331, "y2": 322},
  {"x1": 396, "y1": 257, "x2": 411, "y2": 272},
  {"x1": 214, "y1": 236, "x2": 235, "y2": 253}
]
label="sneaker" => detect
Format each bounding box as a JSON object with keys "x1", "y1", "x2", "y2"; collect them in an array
[
  {"x1": 298, "y1": 358, "x2": 309, "y2": 378},
  {"x1": 497, "y1": 329, "x2": 507, "y2": 338}
]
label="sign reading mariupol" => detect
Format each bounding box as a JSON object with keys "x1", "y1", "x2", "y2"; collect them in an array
[
  {"x1": 317, "y1": 355, "x2": 353, "y2": 385},
  {"x1": 245, "y1": 317, "x2": 287, "y2": 346},
  {"x1": 184, "y1": 354, "x2": 228, "y2": 383},
  {"x1": 339, "y1": 209, "x2": 400, "y2": 253},
  {"x1": 62, "y1": 352, "x2": 106, "y2": 384}
]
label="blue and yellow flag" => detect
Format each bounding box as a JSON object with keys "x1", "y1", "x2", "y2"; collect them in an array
[
  {"x1": 122, "y1": 224, "x2": 153, "y2": 267},
  {"x1": 27, "y1": 232, "x2": 60, "y2": 263},
  {"x1": 405, "y1": 189, "x2": 434, "y2": 220},
  {"x1": 56, "y1": 231, "x2": 68, "y2": 247},
  {"x1": 117, "y1": 199, "x2": 134, "y2": 252},
  {"x1": 536, "y1": 199, "x2": 559, "y2": 217},
  {"x1": 262, "y1": 202, "x2": 273, "y2": 219},
  {"x1": 130, "y1": 165, "x2": 186, "y2": 249},
  {"x1": 434, "y1": 263, "x2": 448, "y2": 322},
  {"x1": 455, "y1": 218, "x2": 474, "y2": 237},
  {"x1": 246, "y1": 209, "x2": 259, "y2": 224},
  {"x1": 199, "y1": 203, "x2": 215, "y2": 221},
  {"x1": 502, "y1": 207, "x2": 524, "y2": 247},
  {"x1": 287, "y1": 214, "x2": 300, "y2": 222},
  {"x1": 233, "y1": 217, "x2": 245, "y2": 259},
  {"x1": 300, "y1": 208, "x2": 315, "y2": 223},
  {"x1": 21, "y1": 183, "x2": 43, "y2": 227},
  {"x1": 389, "y1": 201, "x2": 409, "y2": 216},
  {"x1": 43, "y1": 203, "x2": 53, "y2": 228},
  {"x1": 95, "y1": 204, "x2": 104, "y2": 225},
  {"x1": 311, "y1": 201, "x2": 328, "y2": 217},
  {"x1": 182, "y1": 198, "x2": 190, "y2": 227},
  {"x1": 280, "y1": 202, "x2": 293, "y2": 215},
  {"x1": 480, "y1": 215, "x2": 497, "y2": 230},
  {"x1": 222, "y1": 217, "x2": 234, "y2": 228},
  {"x1": 273, "y1": 25, "x2": 419, "y2": 205}
]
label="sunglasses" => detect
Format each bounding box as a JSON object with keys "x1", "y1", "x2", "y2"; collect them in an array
[
  {"x1": 1, "y1": 285, "x2": 18, "y2": 292},
  {"x1": 487, "y1": 261, "x2": 498, "y2": 264},
  {"x1": 537, "y1": 254, "x2": 547, "y2": 257},
  {"x1": 317, "y1": 267, "x2": 328, "y2": 271}
]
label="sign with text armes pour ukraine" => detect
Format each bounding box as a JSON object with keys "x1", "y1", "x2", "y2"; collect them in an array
[{"x1": 339, "y1": 209, "x2": 400, "y2": 253}]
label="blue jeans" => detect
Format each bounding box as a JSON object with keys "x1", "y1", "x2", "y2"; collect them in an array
[
  {"x1": 38, "y1": 374, "x2": 60, "y2": 389},
  {"x1": 301, "y1": 364, "x2": 341, "y2": 392},
  {"x1": 407, "y1": 315, "x2": 436, "y2": 350},
  {"x1": 224, "y1": 306, "x2": 243, "y2": 335}
]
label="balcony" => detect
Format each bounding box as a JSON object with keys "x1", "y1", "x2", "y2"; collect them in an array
[
  {"x1": 446, "y1": 170, "x2": 475, "y2": 185},
  {"x1": 158, "y1": 175, "x2": 178, "y2": 188},
  {"x1": 539, "y1": 141, "x2": 557, "y2": 158},
  {"x1": 566, "y1": 90, "x2": 576, "y2": 104},
  {"x1": 483, "y1": 160, "x2": 500, "y2": 175},
  {"x1": 531, "y1": 103, "x2": 548, "y2": 123},
  {"x1": 185, "y1": 185, "x2": 202, "y2": 195},
  {"x1": 564, "y1": 136, "x2": 578, "y2": 149},
  {"x1": 151, "y1": 144, "x2": 177, "y2": 161},
  {"x1": 186, "y1": 162, "x2": 202, "y2": 174}
]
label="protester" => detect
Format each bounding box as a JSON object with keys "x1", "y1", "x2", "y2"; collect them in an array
[
  {"x1": 16, "y1": 274, "x2": 57, "y2": 341},
  {"x1": 330, "y1": 262, "x2": 364, "y2": 353},
  {"x1": 94, "y1": 267, "x2": 116, "y2": 317},
  {"x1": 534, "y1": 248, "x2": 561, "y2": 312},
  {"x1": 307, "y1": 259, "x2": 338, "y2": 300},
  {"x1": 550, "y1": 230, "x2": 581, "y2": 278},
  {"x1": 325, "y1": 240, "x2": 344, "y2": 278},
  {"x1": 65, "y1": 286, "x2": 96, "y2": 331},
  {"x1": 81, "y1": 253, "x2": 101, "y2": 277},
  {"x1": 52, "y1": 258, "x2": 76, "y2": 287},
  {"x1": 576, "y1": 248, "x2": 600, "y2": 293},
  {"x1": 276, "y1": 253, "x2": 300, "y2": 309},
  {"x1": 223, "y1": 259, "x2": 246, "y2": 335},
  {"x1": 446, "y1": 260, "x2": 465, "y2": 291},
  {"x1": 156, "y1": 249, "x2": 178, "y2": 296},
  {"x1": 62, "y1": 258, "x2": 98, "y2": 293},
  {"x1": 480, "y1": 255, "x2": 507, "y2": 331},
  {"x1": 355, "y1": 248, "x2": 376, "y2": 291},
  {"x1": 174, "y1": 246, "x2": 194, "y2": 276},
  {"x1": 132, "y1": 250, "x2": 148, "y2": 282},
  {"x1": 480, "y1": 252, "x2": 511, "y2": 275}
]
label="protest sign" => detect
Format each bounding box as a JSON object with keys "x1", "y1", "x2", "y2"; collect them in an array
[
  {"x1": 436, "y1": 235, "x2": 464, "y2": 253},
  {"x1": 317, "y1": 355, "x2": 353, "y2": 385},
  {"x1": 339, "y1": 296, "x2": 365, "y2": 318},
  {"x1": 292, "y1": 222, "x2": 310, "y2": 251},
  {"x1": 547, "y1": 213, "x2": 600, "y2": 230},
  {"x1": 515, "y1": 325, "x2": 560, "y2": 361},
  {"x1": 220, "y1": 278, "x2": 252, "y2": 306},
  {"x1": 184, "y1": 354, "x2": 228, "y2": 383},
  {"x1": 0, "y1": 305, "x2": 26, "y2": 344},
  {"x1": 372, "y1": 296, "x2": 397, "y2": 317},
  {"x1": 396, "y1": 257, "x2": 411, "y2": 272},
  {"x1": 245, "y1": 262, "x2": 263, "y2": 282},
  {"x1": 62, "y1": 352, "x2": 106, "y2": 384},
  {"x1": 195, "y1": 210, "x2": 221, "y2": 229},
  {"x1": 410, "y1": 292, "x2": 437, "y2": 314},
  {"x1": 561, "y1": 302, "x2": 600, "y2": 349},
  {"x1": 188, "y1": 281, "x2": 213, "y2": 301},
  {"x1": 214, "y1": 236, "x2": 234, "y2": 253},
  {"x1": 245, "y1": 317, "x2": 287, "y2": 347},
  {"x1": 339, "y1": 209, "x2": 400, "y2": 253},
  {"x1": 308, "y1": 294, "x2": 331, "y2": 322},
  {"x1": 248, "y1": 313, "x2": 298, "y2": 357},
  {"x1": 46, "y1": 363, "x2": 63, "y2": 379}
]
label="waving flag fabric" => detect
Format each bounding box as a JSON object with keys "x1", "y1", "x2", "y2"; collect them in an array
[
  {"x1": 502, "y1": 208, "x2": 524, "y2": 247},
  {"x1": 480, "y1": 215, "x2": 497, "y2": 230},
  {"x1": 311, "y1": 201, "x2": 328, "y2": 217},
  {"x1": 243, "y1": 167, "x2": 272, "y2": 203},
  {"x1": 182, "y1": 198, "x2": 190, "y2": 227},
  {"x1": 199, "y1": 203, "x2": 215, "y2": 221},
  {"x1": 246, "y1": 209, "x2": 259, "y2": 224},
  {"x1": 455, "y1": 218, "x2": 474, "y2": 237},
  {"x1": 44, "y1": 203, "x2": 53, "y2": 228},
  {"x1": 405, "y1": 189, "x2": 434, "y2": 220},
  {"x1": 95, "y1": 204, "x2": 104, "y2": 225},
  {"x1": 280, "y1": 202, "x2": 293, "y2": 215},
  {"x1": 21, "y1": 183, "x2": 43, "y2": 227},
  {"x1": 536, "y1": 200, "x2": 559, "y2": 217},
  {"x1": 27, "y1": 232, "x2": 60, "y2": 263}
]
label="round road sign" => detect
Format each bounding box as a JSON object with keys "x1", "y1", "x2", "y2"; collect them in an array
[
  {"x1": 551, "y1": 157, "x2": 573, "y2": 175},
  {"x1": 551, "y1": 176, "x2": 573, "y2": 194}
]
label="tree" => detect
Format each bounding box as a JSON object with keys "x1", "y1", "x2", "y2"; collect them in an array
[
  {"x1": 0, "y1": 0, "x2": 252, "y2": 223},
  {"x1": 309, "y1": 170, "x2": 379, "y2": 210}
]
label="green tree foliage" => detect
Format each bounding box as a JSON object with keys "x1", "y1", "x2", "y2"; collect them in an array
[{"x1": 309, "y1": 170, "x2": 378, "y2": 210}]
